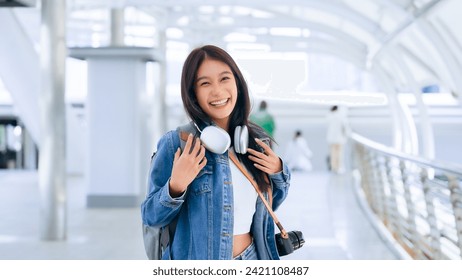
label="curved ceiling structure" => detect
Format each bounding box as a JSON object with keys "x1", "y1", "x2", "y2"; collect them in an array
[
  {"x1": 1, "y1": 0, "x2": 461, "y2": 155},
  {"x1": 64, "y1": 0, "x2": 462, "y2": 102}
]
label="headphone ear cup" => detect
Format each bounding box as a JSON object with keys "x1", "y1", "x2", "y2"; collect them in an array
[
  {"x1": 239, "y1": 125, "x2": 248, "y2": 154},
  {"x1": 200, "y1": 126, "x2": 230, "y2": 154},
  {"x1": 234, "y1": 125, "x2": 241, "y2": 154}
]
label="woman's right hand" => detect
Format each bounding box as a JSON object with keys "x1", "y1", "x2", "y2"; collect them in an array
[{"x1": 169, "y1": 134, "x2": 207, "y2": 197}]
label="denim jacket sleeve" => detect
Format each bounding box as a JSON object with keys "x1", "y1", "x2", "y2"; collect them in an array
[
  {"x1": 141, "y1": 130, "x2": 184, "y2": 227},
  {"x1": 268, "y1": 159, "x2": 291, "y2": 211}
]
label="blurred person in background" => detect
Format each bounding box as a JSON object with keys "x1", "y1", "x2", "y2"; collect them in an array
[
  {"x1": 284, "y1": 130, "x2": 313, "y2": 172},
  {"x1": 326, "y1": 105, "x2": 349, "y2": 174},
  {"x1": 250, "y1": 100, "x2": 275, "y2": 142}
]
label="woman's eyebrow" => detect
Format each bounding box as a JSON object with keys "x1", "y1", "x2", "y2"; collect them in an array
[
  {"x1": 220, "y1": 70, "x2": 233, "y2": 76},
  {"x1": 196, "y1": 76, "x2": 207, "y2": 83},
  {"x1": 196, "y1": 71, "x2": 233, "y2": 83}
]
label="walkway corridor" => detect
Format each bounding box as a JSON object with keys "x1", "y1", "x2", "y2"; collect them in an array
[
  {"x1": 0, "y1": 170, "x2": 397, "y2": 260},
  {"x1": 279, "y1": 171, "x2": 397, "y2": 259}
]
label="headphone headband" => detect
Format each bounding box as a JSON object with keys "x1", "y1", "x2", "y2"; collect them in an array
[{"x1": 193, "y1": 122, "x2": 248, "y2": 155}]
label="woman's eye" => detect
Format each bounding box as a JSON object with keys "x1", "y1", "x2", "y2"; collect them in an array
[
  {"x1": 221, "y1": 76, "x2": 230, "y2": 81},
  {"x1": 200, "y1": 81, "x2": 209, "y2": 86}
]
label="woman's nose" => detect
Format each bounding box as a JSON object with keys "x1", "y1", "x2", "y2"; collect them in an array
[{"x1": 210, "y1": 84, "x2": 223, "y2": 96}]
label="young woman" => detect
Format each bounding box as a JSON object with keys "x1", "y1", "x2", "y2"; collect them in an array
[{"x1": 141, "y1": 45, "x2": 291, "y2": 260}]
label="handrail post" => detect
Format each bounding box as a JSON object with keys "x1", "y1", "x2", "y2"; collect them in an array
[
  {"x1": 399, "y1": 160, "x2": 421, "y2": 258},
  {"x1": 377, "y1": 156, "x2": 391, "y2": 227},
  {"x1": 421, "y1": 168, "x2": 442, "y2": 259},
  {"x1": 385, "y1": 157, "x2": 403, "y2": 243},
  {"x1": 371, "y1": 154, "x2": 386, "y2": 222},
  {"x1": 448, "y1": 175, "x2": 462, "y2": 258},
  {"x1": 357, "y1": 144, "x2": 373, "y2": 205},
  {"x1": 361, "y1": 150, "x2": 377, "y2": 210}
]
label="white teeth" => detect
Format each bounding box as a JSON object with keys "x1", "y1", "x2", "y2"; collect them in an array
[{"x1": 210, "y1": 98, "x2": 228, "y2": 106}]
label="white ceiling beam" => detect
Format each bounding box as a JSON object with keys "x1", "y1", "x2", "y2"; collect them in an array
[{"x1": 367, "y1": 0, "x2": 443, "y2": 64}]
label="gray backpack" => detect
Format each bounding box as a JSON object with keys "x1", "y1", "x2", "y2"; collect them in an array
[{"x1": 142, "y1": 123, "x2": 197, "y2": 260}]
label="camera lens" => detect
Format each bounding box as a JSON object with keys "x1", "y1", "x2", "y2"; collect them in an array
[{"x1": 289, "y1": 231, "x2": 305, "y2": 249}]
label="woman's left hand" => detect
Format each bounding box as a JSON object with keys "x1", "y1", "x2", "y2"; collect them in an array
[{"x1": 247, "y1": 138, "x2": 282, "y2": 174}]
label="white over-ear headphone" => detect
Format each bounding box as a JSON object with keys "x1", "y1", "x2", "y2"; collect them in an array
[
  {"x1": 193, "y1": 123, "x2": 248, "y2": 154},
  {"x1": 233, "y1": 125, "x2": 248, "y2": 154}
]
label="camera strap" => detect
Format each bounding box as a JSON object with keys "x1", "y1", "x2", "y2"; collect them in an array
[{"x1": 228, "y1": 151, "x2": 289, "y2": 239}]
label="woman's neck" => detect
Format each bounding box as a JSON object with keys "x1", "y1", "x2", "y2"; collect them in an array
[{"x1": 213, "y1": 118, "x2": 229, "y2": 133}]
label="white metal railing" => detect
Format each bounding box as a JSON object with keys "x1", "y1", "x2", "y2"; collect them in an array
[{"x1": 352, "y1": 133, "x2": 462, "y2": 260}]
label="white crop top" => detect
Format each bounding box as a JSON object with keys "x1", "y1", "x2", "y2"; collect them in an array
[{"x1": 229, "y1": 158, "x2": 257, "y2": 235}]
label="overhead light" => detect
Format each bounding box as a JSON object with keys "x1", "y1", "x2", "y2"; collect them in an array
[
  {"x1": 218, "y1": 16, "x2": 234, "y2": 25},
  {"x1": 167, "y1": 28, "x2": 184, "y2": 39},
  {"x1": 227, "y1": 43, "x2": 271, "y2": 52},
  {"x1": 224, "y1": 32, "x2": 256, "y2": 43},
  {"x1": 198, "y1": 5, "x2": 214, "y2": 14},
  {"x1": 251, "y1": 10, "x2": 273, "y2": 19},
  {"x1": 219, "y1": 6, "x2": 232, "y2": 14},
  {"x1": 176, "y1": 16, "x2": 189, "y2": 26},
  {"x1": 233, "y1": 6, "x2": 251, "y2": 16},
  {"x1": 302, "y1": 28, "x2": 311, "y2": 37},
  {"x1": 270, "y1": 27, "x2": 302, "y2": 37}
]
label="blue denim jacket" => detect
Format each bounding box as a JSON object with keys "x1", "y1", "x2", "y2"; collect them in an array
[{"x1": 141, "y1": 129, "x2": 291, "y2": 260}]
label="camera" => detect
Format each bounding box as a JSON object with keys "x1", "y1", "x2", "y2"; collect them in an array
[{"x1": 275, "y1": 230, "x2": 305, "y2": 256}]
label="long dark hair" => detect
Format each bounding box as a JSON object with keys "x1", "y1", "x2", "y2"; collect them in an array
[{"x1": 181, "y1": 45, "x2": 271, "y2": 192}]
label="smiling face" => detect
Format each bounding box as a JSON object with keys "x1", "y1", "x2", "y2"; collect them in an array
[{"x1": 195, "y1": 59, "x2": 238, "y2": 131}]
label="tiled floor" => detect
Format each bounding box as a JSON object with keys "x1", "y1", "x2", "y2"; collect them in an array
[{"x1": 0, "y1": 169, "x2": 398, "y2": 260}]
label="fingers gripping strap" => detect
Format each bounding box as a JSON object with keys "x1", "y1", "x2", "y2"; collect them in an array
[{"x1": 228, "y1": 151, "x2": 288, "y2": 238}]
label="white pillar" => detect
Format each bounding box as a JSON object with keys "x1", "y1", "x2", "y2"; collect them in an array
[
  {"x1": 69, "y1": 47, "x2": 160, "y2": 207},
  {"x1": 39, "y1": 0, "x2": 67, "y2": 240},
  {"x1": 158, "y1": 30, "x2": 167, "y2": 134},
  {"x1": 393, "y1": 47, "x2": 435, "y2": 159},
  {"x1": 372, "y1": 65, "x2": 403, "y2": 151},
  {"x1": 110, "y1": 8, "x2": 125, "y2": 47}
]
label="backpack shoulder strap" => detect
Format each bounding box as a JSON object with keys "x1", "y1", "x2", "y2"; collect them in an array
[{"x1": 176, "y1": 121, "x2": 199, "y2": 150}]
